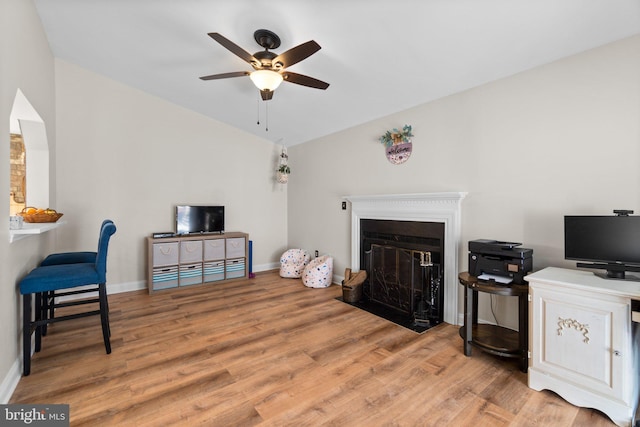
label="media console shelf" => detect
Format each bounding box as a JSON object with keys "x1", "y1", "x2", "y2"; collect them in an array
[{"x1": 147, "y1": 232, "x2": 248, "y2": 293}]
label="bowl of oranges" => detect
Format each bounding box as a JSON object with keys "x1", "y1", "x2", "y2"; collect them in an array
[{"x1": 18, "y1": 207, "x2": 63, "y2": 223}]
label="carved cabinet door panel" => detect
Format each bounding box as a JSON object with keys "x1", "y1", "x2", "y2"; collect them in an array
[{"x1": 530, "y1": 285, "x2": 629, "y2": 402}]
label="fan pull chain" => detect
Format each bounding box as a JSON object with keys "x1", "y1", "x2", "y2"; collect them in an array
[
  {"x1": 256, "y1": 93, "x2": 260, "y2": 126},
  {"x1": 255, "y1": 94, "x2": 268, "y2": 131}
]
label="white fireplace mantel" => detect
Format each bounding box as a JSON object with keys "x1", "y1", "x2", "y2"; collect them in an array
[{"x1": 343, "y1": 192, "x2": 467, "y2": 325}]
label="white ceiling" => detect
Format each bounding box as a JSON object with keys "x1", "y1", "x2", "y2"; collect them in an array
[{"x1": 33, "y1": 0, "x2": 640, "y2": 146}]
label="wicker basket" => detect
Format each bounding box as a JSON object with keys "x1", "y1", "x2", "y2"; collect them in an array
[
  {"x1": 342, "y1": 281, "x2": 363, "y2": 303},
  {"x1": 18, "y1": 207, "x2": 63, "y2": 223}
]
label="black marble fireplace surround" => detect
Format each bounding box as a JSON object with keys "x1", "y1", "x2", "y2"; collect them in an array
[{"x1": 341, "y1": 219, "x2": 445, "y2": 333}]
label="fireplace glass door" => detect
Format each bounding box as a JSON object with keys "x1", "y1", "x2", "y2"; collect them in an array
[
  {"x1": 367, "y1": 244, "x2": 442, "y2": 323},
  {"x1": 369, "y1": 245, "x2": 413, "y2": 313}
]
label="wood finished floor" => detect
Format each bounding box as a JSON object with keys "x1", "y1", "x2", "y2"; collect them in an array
[{"x1": 11, "y1": 271, "x2": 615, "y2": 426}]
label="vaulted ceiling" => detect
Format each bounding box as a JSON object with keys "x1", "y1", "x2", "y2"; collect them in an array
[{"x1": 33, "y1": 0, "x2": 640, "y2": 146}]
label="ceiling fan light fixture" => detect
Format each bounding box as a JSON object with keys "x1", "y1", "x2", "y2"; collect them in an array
[{"x1": 249, "y1": 70, "x2": 283, "y2": 91}]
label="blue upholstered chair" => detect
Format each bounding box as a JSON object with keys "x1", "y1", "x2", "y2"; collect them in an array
[
  {"x1": 39, "y1": 220, "x2": 113, "y2": 325},
  {"x1": 41, "y1": 219, "x2": 113, "y2": 267},
  {"x1": 19, "y1": 221, "x2": 116, "y2": 376}
]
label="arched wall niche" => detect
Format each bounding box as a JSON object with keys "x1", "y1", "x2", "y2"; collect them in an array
[{"x1": 9, "y1": 89, "x2": 50, "y2": 214}]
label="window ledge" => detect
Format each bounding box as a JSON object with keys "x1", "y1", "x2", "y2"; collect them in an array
[{"x1": 9, "y1": 221, "x2": 66, "y2": 243}]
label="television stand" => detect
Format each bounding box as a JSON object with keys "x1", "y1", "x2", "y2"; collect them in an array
[
  {"x1": 147, "y1": 231, "x2": 248, "y2": 293},
  {"x1": 527, "y1": 267, "x2": 640, "y2": 427}
]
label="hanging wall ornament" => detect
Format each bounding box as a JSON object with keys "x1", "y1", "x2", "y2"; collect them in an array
[
  {"x1": 276, "y1": 146, "x2": 290, "y2": 183},
  {"x1": 378, "y1": 124, "x2": 413, "y2": 165}
]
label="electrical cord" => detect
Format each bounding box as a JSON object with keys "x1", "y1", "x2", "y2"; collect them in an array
[{"x1": 490, "y1": 294, "x2": 500, "y2": 327}]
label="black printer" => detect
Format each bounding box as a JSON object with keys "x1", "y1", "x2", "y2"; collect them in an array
[{"x1": 468, "y1": 239, "x2": 533, "y2": 285}]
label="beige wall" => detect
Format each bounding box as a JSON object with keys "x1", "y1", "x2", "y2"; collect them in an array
[
  {"x1": 287, "y1": 35, "x2": 640, "y2": 328},
  {"x1": 54, "y1": 60, "x2": 289, "y2": 286},
  {"x1": 0, "y1": 0, "x2": 57, "y2": 400}
]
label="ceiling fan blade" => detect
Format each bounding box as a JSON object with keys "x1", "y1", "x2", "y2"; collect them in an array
[
  {"x1": 199, "y1": 71, "x2": 249, "y2": 81},
  {"x1": 272, "y1": 40, "x2": 321, "y2": 68},
  {"x1": 208, "y1": 33, "x2": 258, "y2": 65},
  {"x1": 282, "y1": 72, "x2": 330, "y2": 90},
  {"x1": 260, "y1": 89, "x2": 274, "y2": 101}
]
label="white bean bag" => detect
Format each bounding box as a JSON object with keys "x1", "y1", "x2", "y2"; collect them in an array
[
  {"x1": 302, "y1": 255, "x2": 333, "y2": 288},
  {"x1": 279, "y1": 249, "x2": 311, "y2": 278}
]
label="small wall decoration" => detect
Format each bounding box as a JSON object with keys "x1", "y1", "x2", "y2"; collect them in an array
[
  {"x1": 378, "y1": 124, "x2": 413, "y2": 164},
  {"x1": 276, "y1": 146, "x2": 290, "y2": 184}
]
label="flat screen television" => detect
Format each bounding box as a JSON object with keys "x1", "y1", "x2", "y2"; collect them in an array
[
  {"x1": 176, "y1": 205, "x2": 224, "y2": 235},
  {"x1": 565, "y1": 214, "x2": 640, "y2": 280}
]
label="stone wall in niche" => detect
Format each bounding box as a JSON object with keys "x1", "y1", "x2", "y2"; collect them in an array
[{"x1": 10, "y1": 133, "x2": 26, "y2": 215}]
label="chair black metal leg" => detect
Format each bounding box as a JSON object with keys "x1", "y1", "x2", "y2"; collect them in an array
[
  {"x1": 48, "y1": 290, "x2": 55, "y2": 320},
  {"x1": 40, "y1": 292, "x2": 48, "y2": 336},
  {"x1": 45, "y1": 290, "x2": 55, "y2": 334},
  {"x1": 104, "y1": 292, "x2": 110, "y2": 321},
  {"x1": 102, "y1": 287, "x2": 111, "y2": 337},
  {"x1": 23, "y1": 293, "x2": 31, "y2": 376},
  {"x1": 34, "y1": 292, "x2": 43, "y2": 351},
  {"x1": 98, "y1": 284, "x2": 111, "y2": 354}
]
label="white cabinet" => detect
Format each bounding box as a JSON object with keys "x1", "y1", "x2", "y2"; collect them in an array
[
  {"x1": 527, "y1": 267, "x2": 640, "y2": 427},
  {"x1": 147, "y1": 232, "x2": 248, "y2": 293}
]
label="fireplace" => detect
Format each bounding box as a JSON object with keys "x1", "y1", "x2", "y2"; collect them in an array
[
  {"x1": 344, "y1": 192, "x2": 467, "y2": 325},
  {"x1": 361, "y1": 219, "x2": 444, "y2": 326}
]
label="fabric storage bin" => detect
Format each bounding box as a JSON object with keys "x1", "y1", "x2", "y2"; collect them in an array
[
  {"x1": 153, "y1": 242, "x2": 179, "y2": 266},
  {"x1": 204, "y1": 261, "x2": 225, "y2": 282},
  {"x1": 225, "y1": 258, "x2": 245, "y2": 279},
  {"x1": 152, "y1": 265, "x2": 179, "y2": 290},
  {"x1": 226, "y1": 238, "x2": 246, "y2": 258},
  {"x1": 179, "y1": 262, "x2": 203, "y2": 286},
  {"x1": 204, "y1": 239, "x2": 225, "y2": 261},
  {"x1": 180, "y1": 240, "x2": 203, "y2": 263}
]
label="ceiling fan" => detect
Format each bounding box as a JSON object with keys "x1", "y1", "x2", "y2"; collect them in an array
[{"x1": 200, "y1": 29, "x2": 329, "y2": 101}]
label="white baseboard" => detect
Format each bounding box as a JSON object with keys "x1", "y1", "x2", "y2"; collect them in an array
[
  {"x1": 255, "y1": 262, "x2": 344, "y2": 286},
  {"x1": 455, "y1": 314, "x2": 500, "y2": 327},
  {"x1": 55, "y1": 280, "x2": 146, "y2": 302},
  {"x1": 0, "y1": 358, "x2": 22, "y2": 404},
  {"x1": 107, "y1": 280, "x2": 146, "y2": 294},
  {"x1": 61, "y1": 265, "x2": 281, "y2": 302},
  {"x1": 254, "y1": 262, "x2": 278, "y2": 272}
]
